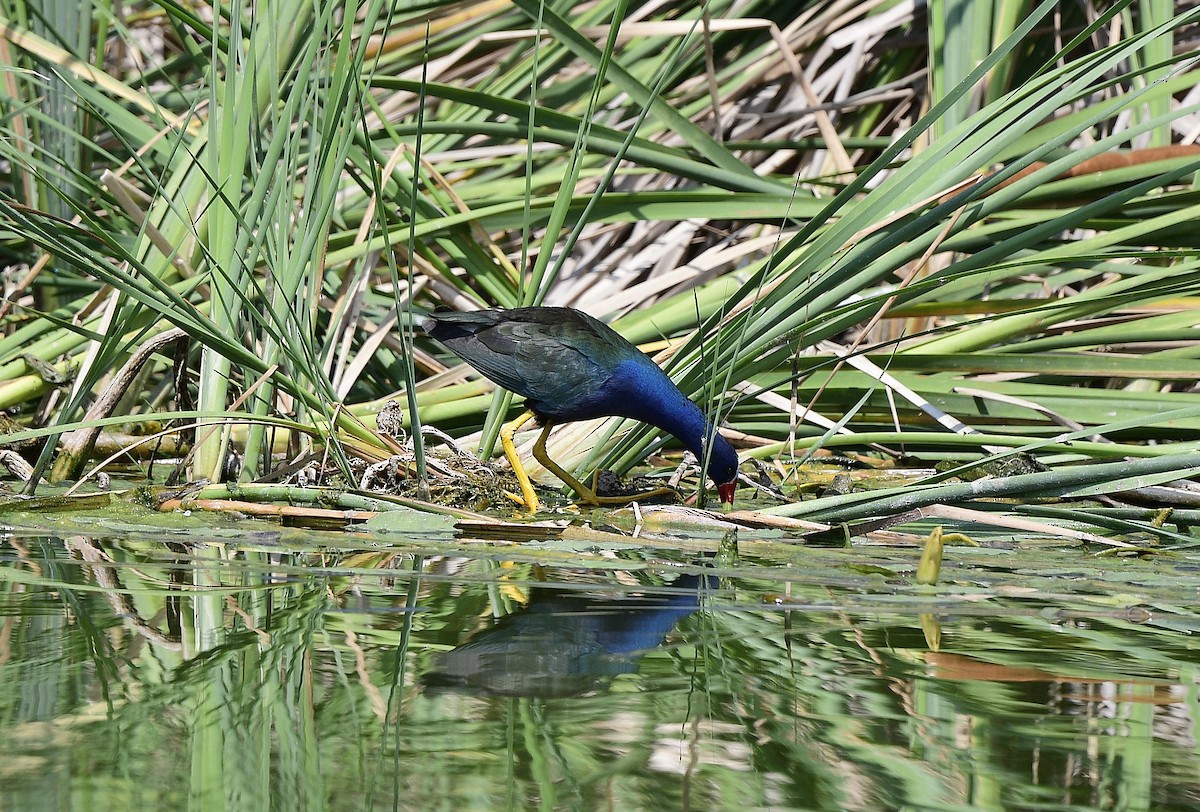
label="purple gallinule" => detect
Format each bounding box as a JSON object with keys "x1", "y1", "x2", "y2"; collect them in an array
[{"x1": 422, "y1": 307, "x2": 739, "y2": 511}]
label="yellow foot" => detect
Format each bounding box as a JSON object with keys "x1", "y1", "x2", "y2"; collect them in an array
[
  {"x1": 529, "y1": 424, "x2": 680, "y2": 507},
  {"x1": 500, "y1": 410, "x2": 540, "y2": 513},
  {"x1": 575, "y1": 475, "x2": 681, "y2": 507}
]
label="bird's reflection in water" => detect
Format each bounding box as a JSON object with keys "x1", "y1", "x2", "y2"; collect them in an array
[{"x1": 423, "y1": 574, "x2": 708, "y2": 697}]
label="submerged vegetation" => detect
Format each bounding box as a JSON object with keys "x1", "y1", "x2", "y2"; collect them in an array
[{"x1": 1, "y1": 0, "x2": 1199, "y2": 541}]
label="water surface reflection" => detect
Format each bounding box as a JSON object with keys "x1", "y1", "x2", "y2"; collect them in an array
[
  {"x1": 425, "y1": 574, "x2": 708, "y2": 697},
  {"x1": 0, "y1": 527, "x2": 1197, "y2": 811}
]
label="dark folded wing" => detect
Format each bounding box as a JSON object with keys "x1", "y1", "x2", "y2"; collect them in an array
[{"x1": 424, "y1": 308, "x2": 622, "y2": 414}]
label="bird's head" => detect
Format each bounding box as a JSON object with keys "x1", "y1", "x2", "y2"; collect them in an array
[{"x1": 706, "y1": 434, "x2": 740, "y2": 506}]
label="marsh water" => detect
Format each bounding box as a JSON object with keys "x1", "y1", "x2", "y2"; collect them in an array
[{"x1": 1, "y1": 504, "x2": 1199, "y2": 811}]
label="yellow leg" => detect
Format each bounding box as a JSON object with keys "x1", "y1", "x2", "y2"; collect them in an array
[
  {"x1": 531, "y1": 423, "x2": 679, "y2": 506},
  {"x1": 500, "y1": 410, "x2": 540, "y2": 513}
]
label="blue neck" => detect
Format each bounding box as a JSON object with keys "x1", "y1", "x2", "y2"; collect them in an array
[
  {"x1": 651, "y1": 388, "x2": 714, "y2": 461},
  {"x1": 614, "y1": 360, "x2": 729, "y2": 476}
]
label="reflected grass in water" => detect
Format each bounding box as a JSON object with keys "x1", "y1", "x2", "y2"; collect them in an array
[{"x1": 0, "y1": 510, "x2": 1198, "y2": 810}]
